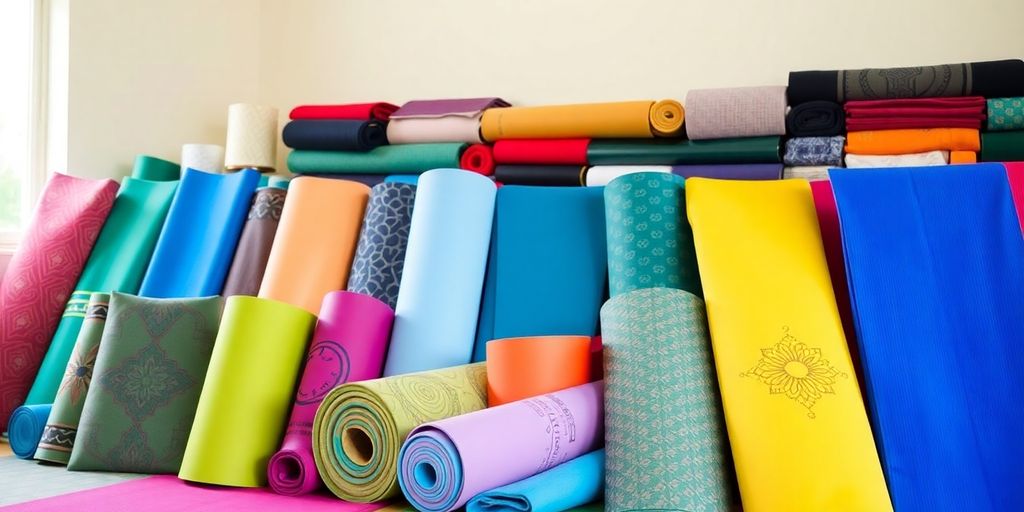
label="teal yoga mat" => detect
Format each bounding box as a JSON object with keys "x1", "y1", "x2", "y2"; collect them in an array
[
  {"x1": 139, "y1": 169, "x2": 260, "y2": 297},
  {"x1": 132, "y1": 155, "x2": 180, "y2": 181},
  {"x1": 24, "y1": 178, "x2": 178, "y2": 406},
  {"x1": 287, "y1": 144, "x2": 466, "y2": 175}
]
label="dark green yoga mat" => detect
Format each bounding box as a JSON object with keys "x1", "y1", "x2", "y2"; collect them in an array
[
  {"x1": 132, "y1": 155, "x2": 180, "y2": 181},
  {"x1": 587, "y1": 137, "x2": 781, "y2": 165},
  {"x1": 68, "y1": 293, "x2": 223, "y2": 474},
  {"x1": 980, "y1": 131, "x2": 1024, "y2": 162},
  {"x1": 24, "y1": 178, "x2": 179, "y2": 406},
  {"x1": 287, "y1": 143, "x2": 466, "y2": 174}
]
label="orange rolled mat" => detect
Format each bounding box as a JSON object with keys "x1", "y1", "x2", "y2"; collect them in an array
[
  {"x1": 258, "y1": 177, "x2": 369, "y2": 314},
  {"x1": 485, "y1": 335, "x2": 592, "y2": 406},
  {"x1": 480, "y1": 100, "x2": 682, "y2": 141},
  {"x1": 845, "y1": 128, "x2": 980, "y2": 155},
  {"x1": 951, "y1": 151, "x2": 978, "y2": 164}
]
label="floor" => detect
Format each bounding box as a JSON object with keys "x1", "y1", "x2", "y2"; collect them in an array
[{"x1": 1, "y1": 440, "x2": 11, "y2": 457}]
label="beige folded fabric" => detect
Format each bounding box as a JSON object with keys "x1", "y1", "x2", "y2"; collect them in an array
[{"x1": 845, "y1": 151, "x2": 949, "y2": 168}]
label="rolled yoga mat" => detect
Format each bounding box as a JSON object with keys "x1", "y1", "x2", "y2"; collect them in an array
[
  {"x1": 684, "y1": 86, "x2": 787, "y2": 140},
  {"x1": 181, "y1": 144, "x2": 225, "y2": 174},
  {"x1": 466, "y1": 449, "x2": 605, "y2": 512},
  {"x1": 258, "y1": 177, "x2": 369, "y2": 314},
  {"x1": 0, "y1": 173, "x2": 117, "y2": 429},
  {"x1": 585, "y1": 165, "x2": 671, "y2": 186},
  {"x1": 492, "y1": 139, "x2": 590, "y2": 165},
  {"x1": 980, "y1": 131, "x2": 1024, "y2": 161},
  {"x1": 346, "y1": 182, "x2": 417, "y2": 309},
  {"x1": 830, "y1": 164, "x2": 1024, "y2": 512},
  {"x1": 493, "y1": 165, "x2": 586, "y2": 186},
  {"x1": 472, "y1": 186, "x2": 606, "y2": 362},
  {"x1": 137, "y1": 168, "x2": 260, "y2": 298},
  {"x1": 397, "y1": 381, "x2": 603, "y2": 512},
  {"x1": 600, "y1": 287, "x2": 734, "y2": 512},
  {"x1": 8, "y1": 404, "x2": 52, "y2": 459},
  {"x1": 312, "y1": 363, "x2": 488, "y2": 502},
  {"x1": 34, "y1": 294, "x2": 109, "y2": 464},
  {"x1": 986, "y1": 97, "x2": 1024, "y2": 131},
  {"x1": 383, "y1": 170, "x2": 496, "y2": 376},
  {"x1": 132, "y1": 155, "x2": 180, "y2": 181},
  {"x1": 605, "y1": 173, "x2": 701, "y2": 298},
  {"x1": 783, "y1": 136, "x2": 845, "y2": 167},
  {"x1": 387, "y1": 98, "x2": 509, "y2": 144},
  {"x1": 485, "y1": 336, "x2": 592, "y2": 406},
  {"x1": 288, "y1": 144, "x2": 466, "y2": 175},
  {"x1": 480, "y1": 100, "x2": 682, "y2": 141},
  {"x1": 587, "y1": 137, "x2": 781, "y2": 165},
  {"x1": 459, "y1": 144, "x2": 495, "y2": 176},
  {"x1": 290, "y1": 103, "x2": 399, "y2": 121},
  {"x1": 67, "y1": 294, "x2": 223, "y2": 473},
  {"x1": 586, "y1": 164, "x2": 784, "y2": 185},
  {"x1": 24, "y1": 177, "x2": 179, "y2": 407},
  {"x1": 283, "y1": 120, "x2": 388, "y2": 151},
  {"x1": 221, "y1": 187, "x2": 287, "y2": 297},
  {"x1": 786, "y1": 101, "x2": 845, "y2": 136},
  {"x1": 268, "y1": 291, "x2": 395, "y2": 496},
  {"x1": 225, "y1": 103, "x2": 278, "y2": 170},
  {"x1": 685, "y1": 178, "x2": 891, "y2": 512},
  {"x1": 179, "y1": 296, "x2": 317, "y2": 487},
  {"x1": 787, "y1": 59, "x2": 1024, "y2": 104},
  {"x1": 845, "y1": 128, "x2": 979, "y2": 155}
]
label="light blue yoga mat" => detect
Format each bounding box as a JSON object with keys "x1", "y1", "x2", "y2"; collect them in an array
[
  {"x1": 466, "y1": 450, "x2": 604, "y2": 512},
  {"x1": 383, "y1": 169, "x2": 496, "y2": 376}
]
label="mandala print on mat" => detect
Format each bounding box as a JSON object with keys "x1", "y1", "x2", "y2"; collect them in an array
[
  {"x1": 60, "y1": 342, "x2": 99, "y2": 404},
  {"x1": 102, "y1": 343, "x2": 193, "y2": 420},
  {"x1": 743, "y1": 326, "x2": 846, "y2": 418},
  {"x1": 347, "y1": 183, "x2": 416, "y2": 309},
  {"x1": 386, "y1": 374, "x2": 461, "y2": 424},
  {"x1": 249, "y1": 187, "x2": 286, "y2": 220}
]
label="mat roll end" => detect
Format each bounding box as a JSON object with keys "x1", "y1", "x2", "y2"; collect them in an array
[
  {"x1": 649, "y1": 99, "x2": 685, "y2": 137},
  {"x1": 8, "y1": 404, "x2": 52, "y2": 459},
  {"x1": 268, "y1": 448, "x2": 321, "y2": 495}
]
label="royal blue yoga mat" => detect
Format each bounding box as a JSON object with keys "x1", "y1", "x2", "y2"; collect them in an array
[
  {"x1": 831, "y1": 163, "x2": 1024, "y2": 512},
  {"x1": 8, "y1": 404, "x2": 51, "y2": 459},
  {"x1": 383, "y1": 169, "x2": 496, "y2": 376},
  {"x1": 139, "y1": 169, "x2": 260, "y2": 297},
  {"x1": 471, "y1": 186, "x2": 607, "y2": 362},
  {"x1": 466, "y1": 450, "x2": 604, "y2": 512}
]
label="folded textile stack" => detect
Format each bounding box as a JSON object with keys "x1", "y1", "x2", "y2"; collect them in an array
[
  {"x1": 982, "y1": 96, "x2": 1024, "y2": 161},
  {"x1": 783, "y1": 101, "x2": 846, "y2": 179}
]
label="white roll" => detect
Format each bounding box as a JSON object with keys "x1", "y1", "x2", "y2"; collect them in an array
[
  {"x1": 782, "y1": 166, "x2": 831, "y2": 181},
  {"x1": 844, "y1": 151, "x2": 949, "y2": 169},
  {"x1": 585, "y1": 165, "x2": 672, "y2": 186},
  {"x1": 181, "y1": 144, "x2": 225, "y2": 175},
  {"x1": 225, "y1": 103, "x2": 278, "y2": 170}
]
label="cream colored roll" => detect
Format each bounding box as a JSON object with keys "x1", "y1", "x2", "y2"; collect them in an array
[
  {"x1": 783, "y1": 166, "x2": 831, "y2": 181},
  {"x1": 225, "y1": 103, "x2": 278, "y2": 170},
  {"x1": 181, "y1": 143, "x2": 225, "y2": 175},
  {"x1": 585, "y1": 165, "x2": 672, "y2": 186}
]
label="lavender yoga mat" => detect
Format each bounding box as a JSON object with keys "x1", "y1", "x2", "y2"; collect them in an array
[
  {"x1": 268, "y1": 291, "x2": 395, "y2": 496},
  {"x1": 397, "y1": 382, "x2": 604, "y2": 512}
]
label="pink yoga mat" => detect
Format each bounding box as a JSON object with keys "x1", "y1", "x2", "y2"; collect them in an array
[
  {"x1": 3, "y1": 475, "x2": 388, "y2": 512},
  {"x1": 268, "y1": 291, "x2": 395, "y2": 495},
  {"x1": 398, "y1": 381, "x2": 603, "y2": 512},
  {"x1": 0, "y1": 173, "x2": 118, "y2": 428},
  {"x1": 1005, "y1": 162, "x2": 1024, "y2": 233}
]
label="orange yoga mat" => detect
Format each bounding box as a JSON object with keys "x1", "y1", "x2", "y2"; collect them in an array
[
  {"x1": 485, "y1": 335, "x2": 592, "y2": 406},
  {"x1": 845, "y1": 128, "x2": 980, "y2": 155},
  {"x1": 951, "y1": 151, "x2": 978, "y2": 164},
  {"x1": 480, "y1": 100, "x2": 683, "y2": 141},
  {"x1": 258, "y1": 177, "x2": 369, "y2": 314}
]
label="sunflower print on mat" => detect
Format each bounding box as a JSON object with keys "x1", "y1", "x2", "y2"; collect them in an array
[{"x1": 743, "y1": 326, "x2": 846, "y2": 418}]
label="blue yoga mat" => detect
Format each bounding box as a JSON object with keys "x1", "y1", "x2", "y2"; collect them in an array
[
  {"x1": 831, "y1": 163, "x2": 1024, "y2": 511},
  {"x1": 466, "y1": 450, "x2": 604, "y2": 512},
  {"x1": 383, "y1": 169, "x2": 496, "y2": 376},
  {"x1": 385, "y1": 175, "x2": 420, "y2": 185},
  {"x1": 8, "y1": 404, "x2": 51, "y2": 459},
  {"x1": 139, "y1": 169, "x2": 260, "y2": 297},
  {"x1": 472, "y1": 186, "x2": 607, "y2": 362}
]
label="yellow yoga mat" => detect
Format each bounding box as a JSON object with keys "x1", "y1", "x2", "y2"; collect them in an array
[
  {"x1": 258, "y1": 177, "x2": 369, "y2": 314},
  {"x1": 685, "y1": 179, "x2": 891, "y2": 512},
  {"x1": 178, "y1": 296, "x2": 317, "y2": 487},
  {"x1": 480, "y1": 100, "x2": 682, "y2": 141}
]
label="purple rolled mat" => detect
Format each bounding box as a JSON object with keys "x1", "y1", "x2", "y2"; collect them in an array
[
  {"x1": 222, "y1": 187, "x2": 287, "y2": 296},
  {"x1": 672, "y1": 163, "x2": 783, "y2": 180}
]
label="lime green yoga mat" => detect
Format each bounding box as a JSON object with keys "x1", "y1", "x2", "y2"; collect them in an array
[
  {"x1": 312, "y1": 363, "x2": 487, "y2": 502},
  {"x1": 587, "y1": 137, "x2": 781, "y2": 165},
  {"x1": 178, "y1": 296, "x2": 316, "y2": 487},
  {"x1": 980, "y1": 131, "x2": 1024, "y2": 161},
  {"x1": 132, "y1": 155, "x2": 180, "y2": 181},
  {"x1": 23, "y1": 177, "x2": 178, "y2": 406},
  {"x1": 287, "y1": 143, "x2": 466, "y2": 175}
]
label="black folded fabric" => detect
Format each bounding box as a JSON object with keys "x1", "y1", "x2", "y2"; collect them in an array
[
  {"x1": 282, "y1": 120, "x2": 388, "y2": 151},
  {"x1": 493, "y1": 165, "x2": 585, "y2": 186},
  {"x1": 786, "y1": 101, "x2": 845, "y2": 136},
  {"x1": 788, "y1": 59, "x2": 1024, "y2": 105}
]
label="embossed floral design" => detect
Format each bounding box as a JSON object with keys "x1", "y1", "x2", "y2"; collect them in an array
[
  {"x1": 743, "y1": 327, "x2": 846, "y2": 418},
  {"x1": 103, "y1": 344, "x2": 192, "y2": 420},
  {"x1": 60, "y1": 343, "x2": 99, "y2": 404}
]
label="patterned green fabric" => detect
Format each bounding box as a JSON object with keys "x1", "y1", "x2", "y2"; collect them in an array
[
  {"x1": 987, "y1": 97, "x2": 1024, "y2": 132},
  {"x1": 67, "y1": 293, "x2": 223, "y2": 473},
  {"x1": 600, "y1": 287, "x2": 734, "y2": 512},
  {"x1": 604, "y1": 172, "x2": 701, "y2": 298}
]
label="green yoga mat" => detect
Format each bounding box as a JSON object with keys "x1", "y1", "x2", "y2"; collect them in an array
[
  {"x1": 980, "y1": 131, "x2": 1024, "y2": 161},
  {"x1": 132, "y1": 155, "x2": 180, "y2": 181},
  {"x1": 604, "y1": 172, "x2": 701, "y2": 297},
  {"x1": 312, "y1": 363, "x2": 488, "y2": 502},
  {"x1": 24, "y1": 177, "x2": 179, "y2": 406},
  {"x1": 587, "y1": 137, "x2": 781, "y2": 165},
  {"x1": 600, "y1": 287, "x2": 735, "y2": 512},
  {"x1": 287, "y1": 143, "x2": 466, "y2": 175},
  {"x1": 68, "y1": 293, "x2": 223, "y2": 473},
  {"x1": 34, "y1": 293, "x2": 110, "y2": 465}
]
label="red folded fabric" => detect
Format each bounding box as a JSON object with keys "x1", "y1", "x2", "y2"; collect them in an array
[
  {"x1": 289, "y1": 103, "x2": 398, "y2": 121},
  {"x1": 847, "y1": 118, "x2": 984, "y2": 131},
  {"x1": 845, "y1": 97, "x2": 986, "y2": 109},
  {"x1": 459, "y1": 144, "x2": 496, "y2": 176},
  {"x1": 492, "y1": 139, "x2": 590, "y2": 165},
  {"x1": 845, "y1": 96, "x2": 986, "y2": 131}
]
